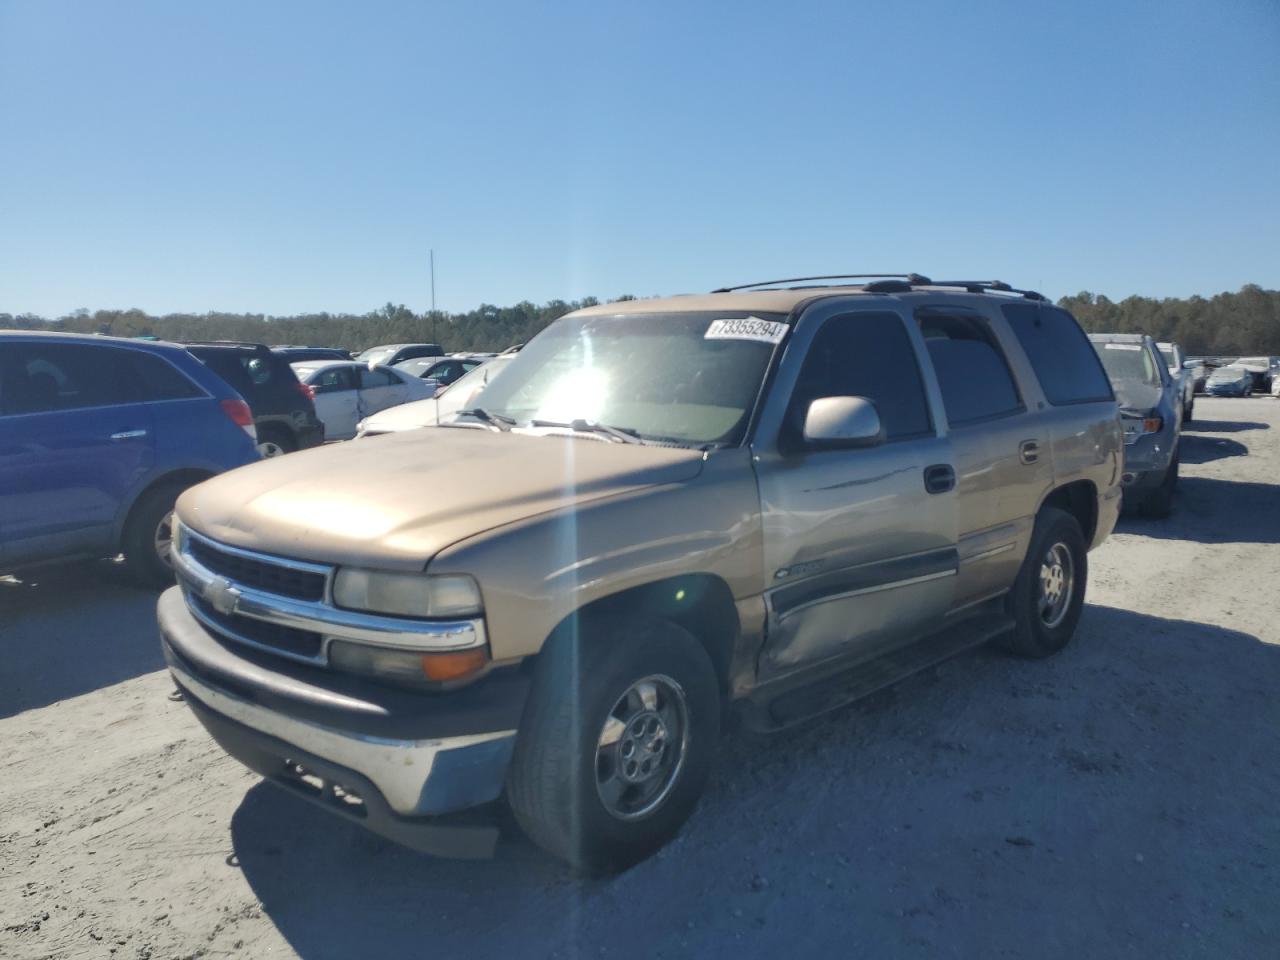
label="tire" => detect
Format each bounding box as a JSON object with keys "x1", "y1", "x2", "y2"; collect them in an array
[
  {"x1": 1184, "y1": 398, "x2": 1194, "y2": 423},
  {"x1": 256, "y1": 426, "x2": 297, "y2": 458},
  {"x1": 1000, "y1": 507, "x2": 1087, "y2": 659},
  {"x1": 121, "y1": 482, "x2": 187, "y2": 589},
  {"x1": 1142, "y1": 450, "x2": 1179, "y2": 518},
  {"x1": 506, "y1": 616, "x2": 720, "y2": 873}
]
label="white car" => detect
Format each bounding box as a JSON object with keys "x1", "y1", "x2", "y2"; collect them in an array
[
  {"x1": 357, "y1": 353, "x2": 516, "y2": 437},
  {"x1": 291, "y1": 360, "x2": 436, "y2": 440}
]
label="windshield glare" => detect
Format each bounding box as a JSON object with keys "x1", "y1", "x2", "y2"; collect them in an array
[
  {"x1": 470, "y1": 312, "x2": 785, "y2": 445},
  {"x1": 357, "y1": 348, "x2": 395, "y2": 366},
  {"x1": 1094, "y1": 342, "x2": 1160, "y2": 385}
]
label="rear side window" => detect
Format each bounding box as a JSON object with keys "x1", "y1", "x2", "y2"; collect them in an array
[
  {"x1": 917, "y1": 309, "x2": 1023, "y2": 425},
  {"x1": 131, "y1": 353, "x2": 204, "y2": 401},
  {"x1": 312, "y1": 367, "x2": 356, "y2": 393},
  {"x1": 788, "y1": 312, "x2": 933, "y2": 442},
  {"x1": 1002, "y1": 304, "x2": 1113, "y2": 405},
  {"x1": 2, "y1": 342, "x2": 136, "y2": 414},
  {"x1": 360, "y1": 367, "x2": 399, "y2": 389}
]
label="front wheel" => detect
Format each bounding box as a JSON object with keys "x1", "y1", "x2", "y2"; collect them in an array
[
  {"x1": 507, "y1": 617, "x2": 720, "y2": 873},
  {"x1": 1000, "y1": 507, "x2": 1087, "y2": 659}
]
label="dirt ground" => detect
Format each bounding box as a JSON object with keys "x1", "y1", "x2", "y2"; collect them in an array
[{"x1": 2, "y1": 397, "x2": 1278, "y2": 960}]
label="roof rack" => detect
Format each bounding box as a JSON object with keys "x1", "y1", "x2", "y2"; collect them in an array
[
  {"x1": 925, "y1": 280, "x2": 1046, "y2": 301},
  {"x1": 179, "y1": 339, "x2": 270, "y2": 349},
  {"x1": 711, "y1": 273, "x2": 932, "y2": 293}
]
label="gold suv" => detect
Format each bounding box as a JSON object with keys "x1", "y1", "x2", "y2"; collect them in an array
[{"x1": 160, "y1": 275, "x2": 1123, "y2": 871}]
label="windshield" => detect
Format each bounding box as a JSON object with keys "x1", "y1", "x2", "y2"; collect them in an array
[
  {"x1": 1093, "y1": 342, "x2": 1160, "y2": 385},
  {"x1": 1158, "y1": 347, "x2": 1176, "y2": 368},
  {"x1": 470, "y1": 312, "x2": 786, "y2": 446},
  {"x1": 1209, "y1": 366, "x2": 1245, "y2": 381},
  {"x1": 356, "y1": 347, "x2": 396, "y2": 365}
]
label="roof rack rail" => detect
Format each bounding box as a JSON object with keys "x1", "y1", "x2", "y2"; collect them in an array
[
  {"x1": 711, "y1": 273, "x2": 932, "y2": 293},
  {"x1": 925, "y1": 280, "x2": 1046, "y2": 301},
  {"x1": 179, "y1": 339, "x2": 270, "y2": 349}
]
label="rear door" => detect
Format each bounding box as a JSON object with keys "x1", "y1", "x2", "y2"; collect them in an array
[
  {"x1": 358, "y1": 366, "x2": 409, "y2": 416},
  {"x1": 752, "y1": 302, "x2": 957, "y2": 679},
  {"x1": 0, "y1": 341, "x2": 155, "y2": 564},
  {"x1": 309, "y1": 366, "x2": 360, "y2": 439},
  {"x1": 914, "y1": 304, "x2": 1052, "y2": 605}
]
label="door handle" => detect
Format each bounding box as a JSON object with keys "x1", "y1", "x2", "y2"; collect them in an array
[
  {"x1": 1019, "y1": 439, "x2": 1041, "y2": 464},
  {"x1": 110, "y1": 429, "x2": 148, "y2": 441},
  {"x1": 923, "y1": 463, "x2": 955, "y2": 494}
]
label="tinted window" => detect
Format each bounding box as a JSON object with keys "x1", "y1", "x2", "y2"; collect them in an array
[
  {"x1": 789, "y1": 312, "x2": 932, "y2": 442},
  {"x1": 360, "y1": 367, "x2": 399, "y2": 389},
  {"x1": 1003, "y1": 304, "x2": 1113, "y2": 405},
  {"x1": 312, "y1": 367, "x2": 356, "y2": 393},
  {"x1": 918, "y1": 310, "x2": 1022, "y2": 425},
  {"x1": 131, "y1": 352, "x2": 203, "y2": 400},
  {"x1": 3, "y1": 343, "x2": 136, "y2": 414}
]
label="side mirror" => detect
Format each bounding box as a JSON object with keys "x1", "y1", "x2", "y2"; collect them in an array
[{"x1": 803, "y1": 396, "x2": 884, "y2": 448}]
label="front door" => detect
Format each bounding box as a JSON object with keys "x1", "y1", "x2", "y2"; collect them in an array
[
  {"x1": 751, "y1": 303, "x2": 958, "y2": 680},
  {"x1": 0, "y1": 341, "x2": 155, "y2": 564}
]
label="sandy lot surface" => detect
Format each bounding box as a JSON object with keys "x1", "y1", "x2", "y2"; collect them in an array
[{"x1": 2, "y1": 397, "x2": 1277, "y2": 960}]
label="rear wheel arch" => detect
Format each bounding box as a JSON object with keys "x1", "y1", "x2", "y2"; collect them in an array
[
  {"x1": 113, "y1": 468, "x2": 214, "y2": 547},
  {"x1": 1037, "y1": 479, "x2": 1099, "y2": 546}
]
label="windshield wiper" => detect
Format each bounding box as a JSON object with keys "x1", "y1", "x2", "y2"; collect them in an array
[
  {"x1": 454, "y1": 408, "x2": 515, "y2": 432},
  {"x1": 528, "y1": 419, "x2": 644, "y2": 444}
]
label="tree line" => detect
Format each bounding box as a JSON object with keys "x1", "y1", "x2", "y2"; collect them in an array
[{"x1": 3, "y1": 285, "x2": 1276, "y2": 357}]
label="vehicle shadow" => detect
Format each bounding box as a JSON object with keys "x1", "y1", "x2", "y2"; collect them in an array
[
  {"x1": 1118, "y1": 477, "x2": 1280, "y2": 544},
  {"x1": 0, "y1": 561, "x2": 166, "y2": 719},
  {"x1": 1177, "y1": 434, "x2": 1248, "y2": 464},
  {"x1": 231, "y1": 605, "x2": 1280, "y2": 959},
  {"x1": 1183, "y1": 419, "x2": 1270, "y2": 434}
]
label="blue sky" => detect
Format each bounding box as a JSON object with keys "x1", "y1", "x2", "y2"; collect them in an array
[{"x1": 2, "y1": 0, "x2": 1277, "y2": 317}]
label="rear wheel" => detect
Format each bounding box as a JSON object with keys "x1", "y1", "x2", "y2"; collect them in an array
[
  {"x1": 507, "y1": 617, "x2": 720, "y2": 873},
  {"x1": 256, "y1": 426, "x2": 297, "y2": 458},
  {"x1": 1000, "y1": 507, "x2": 1087, "y2": 659},
  {"x1": 121, "y1": 482, "x2": 187, "y2": 588},
  {"x1": 1142, "y1": 451, "x2": 1179, "y2": 518}
]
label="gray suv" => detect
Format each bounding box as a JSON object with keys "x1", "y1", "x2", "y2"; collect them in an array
[
  {"x1": 1089, "y1": 333, "x2": 1181, "y2": 516},
  {"x1": 159, "y1": 275, "x2": 1123, "y2": 871}
]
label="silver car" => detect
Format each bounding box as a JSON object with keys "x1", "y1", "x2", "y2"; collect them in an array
[{"x1": 1089, "y1": 333, "x2": 1181, "y2": 516}]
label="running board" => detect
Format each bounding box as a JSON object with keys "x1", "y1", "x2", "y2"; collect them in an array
[{"x1": 740, "y1": 607, "x2": 1015, "y2": 732}]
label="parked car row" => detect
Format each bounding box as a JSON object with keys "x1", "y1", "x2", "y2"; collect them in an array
[{"x1": 0, "y1": 336, "x2": 504, "y2": 582}]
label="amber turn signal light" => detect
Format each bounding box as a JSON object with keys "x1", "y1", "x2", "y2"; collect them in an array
[{"x1": 420, "y1": 648, "x2": 488, "y2": 682}]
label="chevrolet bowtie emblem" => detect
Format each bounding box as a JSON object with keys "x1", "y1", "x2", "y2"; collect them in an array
[{"x1": 203, "y1": 576, "x2": 241, "y2": 616}]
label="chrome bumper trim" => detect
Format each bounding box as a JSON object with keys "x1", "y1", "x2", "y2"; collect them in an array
[{"x1": 171, "y1": 661, "x2": 515, "y2": 816}]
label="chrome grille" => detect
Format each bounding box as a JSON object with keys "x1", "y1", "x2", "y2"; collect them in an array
[
  {"x1": 187, "y1": 536, "x2": 327, "y2": 601},
  {"x1": 188, "y1": 593, "x2": 324, "y2": 660}
]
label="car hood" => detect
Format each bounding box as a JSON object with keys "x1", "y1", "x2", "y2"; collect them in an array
[
  {"x1": 360, "y1": 397, "x2": 441, "y2": 433},
  {"x1": 1111, "y1": 380, "x2": 1164, "y2": 414},
  {"x1": 177, "y1": 427, "x2": 706, "y2": 570},
  {"x1": 1208, "y1": 369, "x2": 1249, "y2": 384}
]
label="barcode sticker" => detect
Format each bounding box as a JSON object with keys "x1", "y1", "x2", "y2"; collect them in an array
[{"x1": 704, "y1": 317, "x2": 788, "y2": 344}]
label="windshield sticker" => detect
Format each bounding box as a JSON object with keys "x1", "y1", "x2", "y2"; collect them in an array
[
  {"x1": 1103, "y1": 343, "x2": 1142, "y2": 351},
  {"x1": 705, "y1": 317, "x2": 787, "y2": 344}
]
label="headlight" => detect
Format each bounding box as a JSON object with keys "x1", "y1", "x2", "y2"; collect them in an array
[{"x1": 332, "y1": 568, "x2": 482, "y2": 618}]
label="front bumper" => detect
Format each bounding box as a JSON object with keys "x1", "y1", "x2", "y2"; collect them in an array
[
  {"x1": 1206, "y1": 385, "x2": 1246, "y2": 397},
  {"x1": 158, "y1": 587, "x2": 528, "y2": 857}
]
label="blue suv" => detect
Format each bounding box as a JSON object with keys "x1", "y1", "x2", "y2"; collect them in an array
[{"x1": 0, "y1": 332, "x2": 260, "y2": 586}]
